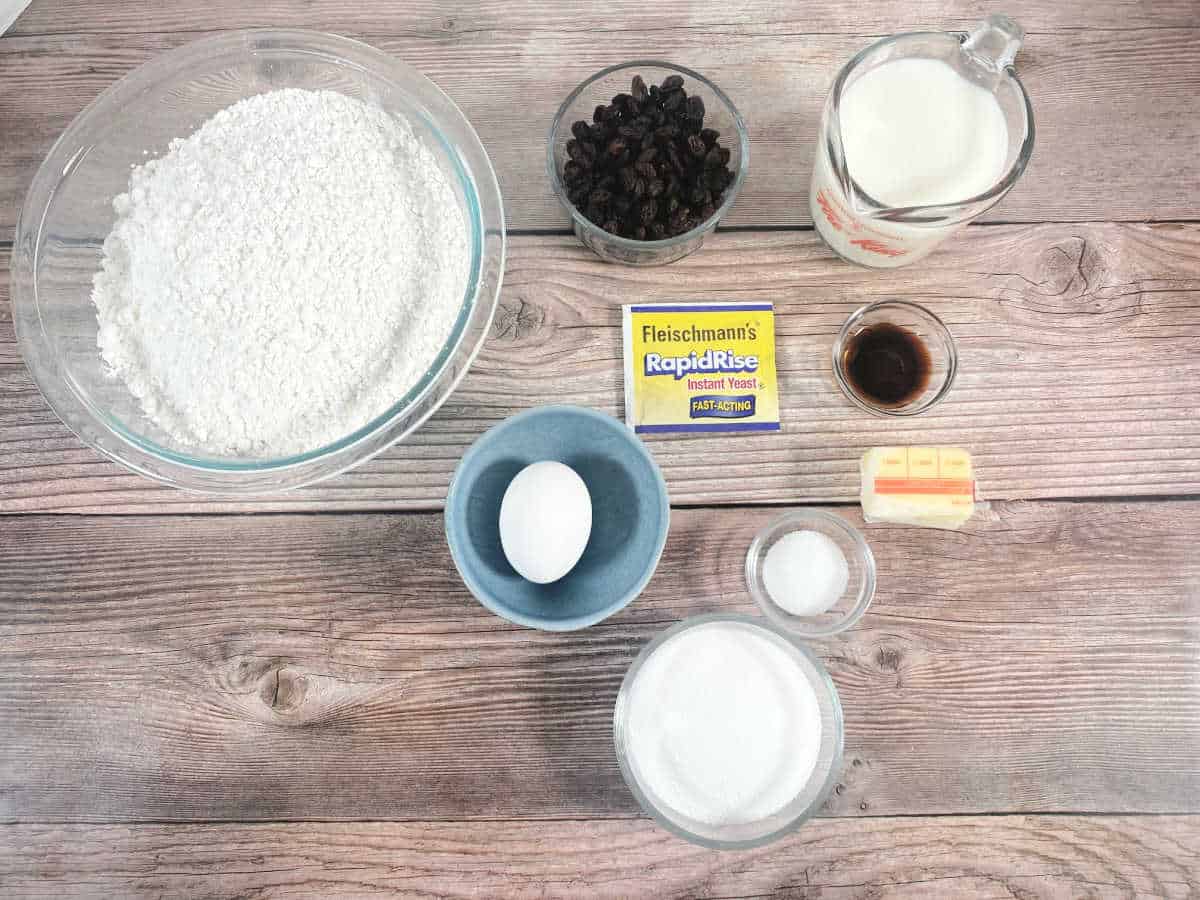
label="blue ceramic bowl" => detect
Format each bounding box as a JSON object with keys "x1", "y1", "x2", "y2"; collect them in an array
[{"x1": 445, "y1": 405, "x2": 670, "y2": 631}]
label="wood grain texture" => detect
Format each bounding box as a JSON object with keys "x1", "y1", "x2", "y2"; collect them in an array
[
  {"x1": 1, "y1": 500, "x2": 1196, "y2": 823},
  {"x1": 3, "y1": 223, "x2": 1200, "y2": 513},
  {"x1": 11, "y1": 0, "x2": 1199, "y2": 35},
  {"x1": 2, "y1": 6, "x2": 1199, "y2": 231},
  {"x1": 1, "y1": 816, "x2": 1197, "y2": 899}
]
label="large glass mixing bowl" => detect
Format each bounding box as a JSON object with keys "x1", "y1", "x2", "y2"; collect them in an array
[{"x1": 11, "y1": 29, "x2": 505, "y2": 492}]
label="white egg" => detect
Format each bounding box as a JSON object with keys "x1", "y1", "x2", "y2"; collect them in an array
[{"x1": 499, "y1": 461, "x2": 592, "y2": 584}]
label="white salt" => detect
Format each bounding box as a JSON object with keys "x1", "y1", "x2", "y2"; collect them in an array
[
  {"x1": 625, "y1": 621, "x2": 823, "y2": 826},
  {"x1": 762, "y1": 530, "x2": 849, "y2": 617}
]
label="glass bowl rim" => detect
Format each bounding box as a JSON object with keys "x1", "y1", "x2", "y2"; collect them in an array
[
  {"x1": 613, "y1": 612, "x2": 845, "y2": 850},
  {"x1": 745, "y1": 510, "x2": 877, "y2": 638},
  {"x1": 12, "y1": 27, "x2": 505, "y2": 476},
  {"x1": 831, "y1": 299, "x2": 958, "y2": 417},
  {"x1": 546, "y1": 59, "x2": 750, "y2": 250}
]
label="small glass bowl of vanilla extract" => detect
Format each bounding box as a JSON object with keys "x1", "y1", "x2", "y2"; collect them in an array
[{"x1": 832, "y1": 300, "x2": 957, "y2": 416}]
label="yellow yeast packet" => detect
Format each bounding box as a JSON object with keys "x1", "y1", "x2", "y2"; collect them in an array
[{"x1": 622, "y1": 301, "x2": 780, "y2": 434}]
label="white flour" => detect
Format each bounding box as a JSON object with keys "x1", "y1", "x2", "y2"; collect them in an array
[{"x1": 92, "y1": 88, "x2": 470, "y2": 458}]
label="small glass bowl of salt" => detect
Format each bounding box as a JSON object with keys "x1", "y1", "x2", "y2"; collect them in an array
[{"x1": 745, "y1": 510, "x2": 876, "y2": 637}]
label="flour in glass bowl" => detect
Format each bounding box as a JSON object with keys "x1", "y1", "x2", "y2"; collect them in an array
[{"x1": 91, "y1": 88, "x2": 471, "y2": 458}]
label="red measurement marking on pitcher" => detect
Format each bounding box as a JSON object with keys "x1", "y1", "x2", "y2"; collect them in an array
[
  {"x1": 849, "y1": 238, "x2": 907, "y2": 257},
  {"x1": 816, "y1": 190, "x2": 844, "y2": 231}
]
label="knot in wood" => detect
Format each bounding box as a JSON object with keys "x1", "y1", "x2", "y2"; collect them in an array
[
  {"x1": 493, "y1": 298, "x2": 544, "y2": 340},
  {"x1": 259, "y1": 666, "x2": 308, "y2": 716},
  {"x1": 1037, "y1": 235, "x2": 1104, "y2": 302},
  {"x1": 875, "y1": 645, "x2": 903, "y2": 673}
]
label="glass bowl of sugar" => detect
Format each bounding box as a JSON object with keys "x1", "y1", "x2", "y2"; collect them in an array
[
  {"x1": 746, "y1": 510, "x2": 876, "y2": 638},
  {"x1": 614, "y1": 614, "x2": 844, "y2": 849}
]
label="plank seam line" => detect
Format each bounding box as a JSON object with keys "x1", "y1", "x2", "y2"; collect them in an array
[
  {"x1": 3, "y1": 493, "x2": 1199, "y2": 518},
  {"x1": 3, "y1": 22, "x2": 1199, "y2": 41},
  {"x1": 0, "y1": 810, "x2": 1197, "y2": 828},
  {"x1": 5, "y1": 218, "x2": 1200, "y2": 256}
]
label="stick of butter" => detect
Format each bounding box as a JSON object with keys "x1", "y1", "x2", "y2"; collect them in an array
[{"x1": 860, "y1": 447, "x2": 976, "y2": 530}]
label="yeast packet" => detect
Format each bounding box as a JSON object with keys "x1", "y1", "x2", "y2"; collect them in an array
[{"x1": 622, "y1": 301, "x2": 780, "y2": 434}]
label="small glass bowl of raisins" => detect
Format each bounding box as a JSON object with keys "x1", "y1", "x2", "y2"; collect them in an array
[{"x1": 548, "y1": 62, "x2": 748, "y2": 266}]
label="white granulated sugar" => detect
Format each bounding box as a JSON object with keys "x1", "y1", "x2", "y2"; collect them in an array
[
  {"x1": 92, "y1": 88, "x2": 470, "y2": 458},
  {"x1": 626, "y1": 622, "x2": 823, "y2": 827},
  {"x1": 763, "y1": 529, "x2": 850, "y2": 617}
]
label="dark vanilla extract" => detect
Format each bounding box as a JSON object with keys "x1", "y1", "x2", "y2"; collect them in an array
[{"x1": 843, "y1": 322, "x2": 931, "y2": 407}]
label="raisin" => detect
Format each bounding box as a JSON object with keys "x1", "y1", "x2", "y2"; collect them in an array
[
  {"x1": 561, "y1": 72, "x2": 735, "y2": 241},
  {"x1": 563, "y1": 161, "x2": 587, "y2": 184}
]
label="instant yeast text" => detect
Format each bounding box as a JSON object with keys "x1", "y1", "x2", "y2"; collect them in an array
[{"x1": 623, "y1": 302, "x2": 780, "y2": 434}]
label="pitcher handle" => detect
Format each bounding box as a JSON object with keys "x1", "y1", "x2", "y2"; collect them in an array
[{"x1": 962, "y1": 14, "x2": 1024, "y2": 72}]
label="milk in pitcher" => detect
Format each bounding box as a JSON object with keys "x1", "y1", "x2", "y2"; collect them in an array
[{"x1": 810, "y1": 16, "x2": 1032, "y2": 267}]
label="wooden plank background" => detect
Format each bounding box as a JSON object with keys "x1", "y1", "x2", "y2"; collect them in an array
[
  {"x1": 2, "y1": 4, "x2": 1200, "y2": 233},
  {"x1": 2, "y1": 502, "x2": 1198, "y2": 822},
  {"x1": 4, "y1": 223, "x2": 1200, "y2": 514},
  {"x1": 2, "y1": 817, "x2": 1197, "y2": 898},
  {"x1": 2, "y1": 1, "x2": 1199, "y2": 896}
]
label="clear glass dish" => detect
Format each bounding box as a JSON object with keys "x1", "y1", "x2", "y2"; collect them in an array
[
  {"x1": 10, "y1": 29, "x2": 505, "y2": 492},
  {"x1": 746, "y1": 510, "x2": 876, "y2": 638},
  {"x1": 832, "y1": 300, "x2": 957, "y2": 416},
  {"x1": 613, "y1": 613, "x2": 844, "y2": 849},
  {"x1": 547, "y1": 61, "x2": 749, "y2": 266}
]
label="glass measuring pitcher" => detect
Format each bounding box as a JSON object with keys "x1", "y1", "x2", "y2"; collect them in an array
[{"x1": 810, "y1": 15, "x2": 1034, "y2": 268}]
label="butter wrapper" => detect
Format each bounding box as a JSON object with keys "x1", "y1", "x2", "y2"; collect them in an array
[
  {"x1": 622, "y1": 302, "x2": 780, "y2": 434},
  {"x1": 860, "y1": 446, "x2": 976, "y2": 530}
]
